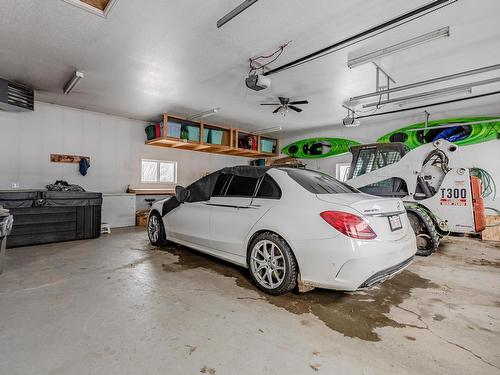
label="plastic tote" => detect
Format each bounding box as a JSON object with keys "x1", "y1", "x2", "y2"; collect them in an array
[
  {"x1": 145, "y1": 124, "x2": 156, "y2": 140},
  {"x1": 203, "y1": 129, "x2": 211, "y2": 143},
  {"x1": 185, "y1": 125, "x2": 200, "y2": 142},
  {"x1": 260, "y1": 139, "x2": 276, "y2": 153},
  {"x1": 209, "y1": 129, "x2": 223, "y2": 145},
  {"x1": 167, "y1": 121, "x2": 182, "y2": 138}
]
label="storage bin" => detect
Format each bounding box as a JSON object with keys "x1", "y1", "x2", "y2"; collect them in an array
[
  {"x1": 209, "y1": 129, "x2": 223, "y2": 145},
  {"x1": 261, "y1": 139, "x2": 276, "y2": 153},
  {"x1": 184, "y1": 125, "x2": 200, "y2": 142},
  {"x1": 167, "y1": 121, "x2": 182, "y2": 138},
  {"x1": 145, "y1": 124, "x2": 156, "y2": 140},
  {"x1": 203, "y1": 129, "x2": 211, "y2": 143}
]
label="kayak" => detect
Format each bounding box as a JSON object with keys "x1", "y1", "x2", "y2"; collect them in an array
[
  {"x1": 282, "y1": 137, "x2": 361, "y2": 159},
  {"x1": 377, "y1": 117, "x2": 500, "y2": 149}
]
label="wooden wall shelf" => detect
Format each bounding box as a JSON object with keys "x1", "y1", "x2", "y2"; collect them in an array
[{"x1": 145, "y1": 113, "x2": 279, "y2": 158}]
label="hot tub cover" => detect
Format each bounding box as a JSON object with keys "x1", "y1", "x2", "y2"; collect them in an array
[{"x1": 162, "y1": 166, "x2": 272, "y2": 216}]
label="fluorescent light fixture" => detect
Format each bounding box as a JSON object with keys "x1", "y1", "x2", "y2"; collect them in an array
[
  {"x1": 350, "y1": 63, "x2": 500, "y2": 101},
  {"x1": 362, "y1": 76, "x2": 500, "y2": 108},
  {"x1": 398, "y1": 87, "x2": 472, "y2": 107},
  {"x1": 406, "y1": 118, "x2": 500, "y2": 132},
  {"x1": 188, "y1": 108, "x2": 221, "y2": 121},
  {"x1": 252, "y1": 126, "x2": 282, "y2": 135},
  {"x1": 63, "y1": 71, "x2": 84, "y2": 94},
  {"x1": 217, "y1": 0, "x2": 258, "y2": 28},
  {"x1": 348, "y1": 26, "x2": 450, "y2": 68}
]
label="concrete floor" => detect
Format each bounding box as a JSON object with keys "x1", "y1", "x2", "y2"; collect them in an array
[{"x1": 0, "y1": 228, "x2": 499, "y2": 375}]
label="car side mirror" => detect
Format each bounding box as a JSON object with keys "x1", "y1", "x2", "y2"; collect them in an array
[{"x1": 175, "y1": 186, "x2": 190, "y2": 203}]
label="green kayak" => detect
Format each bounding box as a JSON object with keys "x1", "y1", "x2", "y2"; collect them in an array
[
  {"x1": 282, "y1": 137, "x2": 361, "y2": 159},
  {"x1": 377, "y1": 117, "x2": 500, "y2": 149}
]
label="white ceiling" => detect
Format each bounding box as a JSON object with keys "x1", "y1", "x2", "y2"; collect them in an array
[{"x1": 1, "y1": 0, "x2": 500, "y2": 135}]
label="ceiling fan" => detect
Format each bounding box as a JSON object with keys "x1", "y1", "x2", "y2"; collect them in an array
[{"x1": 261, "y1": 97, "x2": 309, "y2": 114}]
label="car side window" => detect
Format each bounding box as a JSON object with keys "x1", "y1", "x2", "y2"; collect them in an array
[
  {"x1": 256, "y1": 175, "x2": 281, "y2": 199},
  {"x1": 212, "y1": 174, "x2": 231, "y2": 197},
  {"x1": 225, "y1": 175, "x2": 259, "y2": 197}
]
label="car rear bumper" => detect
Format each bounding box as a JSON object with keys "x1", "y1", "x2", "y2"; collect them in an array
[
  {"x1": 358, "y1": 256, "x2": 414, "y2": 288},
  {"x1": 289, "y1": 230, "x2": 417, "y2": 291}
]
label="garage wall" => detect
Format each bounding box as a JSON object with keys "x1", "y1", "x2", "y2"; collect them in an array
[
  {"x1": 280, "y1": 101, "x2": 500, "y2": 210},
  {"x1": 0, "y1": 102, "x2": 247, "y2": 193}
]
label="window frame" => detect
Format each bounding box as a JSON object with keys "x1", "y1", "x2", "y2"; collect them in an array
[
  {"x1": 211, "y1": 173, "x2": 232, "y2": 197},
  {"x1": 254, "y1": 174, "x2": 282, "y2": 200},
  {"x1": 140, "y1": 159, "x2": 177, "y2": 184},
  {"x1": 223, "y1": 174, "x2": 260, "y2": 198},
  {"x1": 214, "y1": 173, "x2": 282, "y2": 200}
]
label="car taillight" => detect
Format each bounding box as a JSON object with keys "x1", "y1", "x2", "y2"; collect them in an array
[{"x1": 320, "y1": 211, "x2": 377, "y2": 240}]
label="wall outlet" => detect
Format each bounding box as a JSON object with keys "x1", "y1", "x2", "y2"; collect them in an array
[{"x1": 11, "y1": 182, "x2": 19, "y2": 189}]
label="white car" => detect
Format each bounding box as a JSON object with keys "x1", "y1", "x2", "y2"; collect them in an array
[{"x1": 148, "y1": 166, "x2": 417, "y2": 295}]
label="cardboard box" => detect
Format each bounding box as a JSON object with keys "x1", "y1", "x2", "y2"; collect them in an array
[{"x1": 136, "y1": 210, "x2": 149, "y2": 227}]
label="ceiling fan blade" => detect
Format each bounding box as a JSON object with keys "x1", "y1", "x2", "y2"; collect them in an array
[
  {"x1": 278, "y1": 97, "x2": 289, "y2": 105},
  {"x1": 272, "y1": 107, "x2": 281, "y2": 114},
  {"x1": 261, "y1": 103, "x2": 281, "y2": 105},
  {"x1": 289, "y1": 100, "x2": 309, "y2": 105},
  {"x1": 289, "y1": 105, "x2": 302, "y2": 112}
]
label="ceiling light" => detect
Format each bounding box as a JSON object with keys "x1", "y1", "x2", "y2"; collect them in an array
[
  {"x1": 362, "y1": 76, "x2": 500, "y2": 108},
  {"x1": 397, "y1": 88, "x2": 472, "y2": 107},
  {"x1": 63, "y1": 71, "x2": 84, "y2": 94},
  {"x1": 216, "y1": 0, "x2": 258, "y2": 28},
  {"x1": 348, "y1": 26, "x2": 450, "y2": 68},
  {"x1": 188, "y1": 108, "x2": 221, "y2": 121}
]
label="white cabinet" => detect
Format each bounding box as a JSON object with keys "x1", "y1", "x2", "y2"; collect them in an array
[{"x1": 102, "y1": 193, "x2": 136, "y2": 228}]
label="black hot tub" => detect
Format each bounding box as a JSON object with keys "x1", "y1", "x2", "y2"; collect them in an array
[{"x1": 0, "y1": 190, "x2": 102, "y2": 248}]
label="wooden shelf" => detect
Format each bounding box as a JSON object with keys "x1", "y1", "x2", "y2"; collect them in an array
[
  {"x1": 127, "y1": 187, "x2": 175, "y2": 195},
  {"x1": 145, "y1": 113, "x2": 279, "y2": 158},
  {"x1": 146, "y1": 137, "x2": 277, "y2": 157}
]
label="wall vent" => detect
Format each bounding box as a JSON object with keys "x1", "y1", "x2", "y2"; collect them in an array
[{"x1": 0, "y1": 79, "x2": 34, "y2": 112}]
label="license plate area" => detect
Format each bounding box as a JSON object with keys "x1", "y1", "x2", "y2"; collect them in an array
[{"x1": 388, "y1": 214, "x2": 402, "y2": 231}]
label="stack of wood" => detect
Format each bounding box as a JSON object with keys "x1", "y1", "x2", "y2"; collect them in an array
[
  {"x1": 481, "y1": 215, "x2": 500, "y2": 242},
  {"x1": 266, "y1": 156, "x2": 305, "y2": 168}
]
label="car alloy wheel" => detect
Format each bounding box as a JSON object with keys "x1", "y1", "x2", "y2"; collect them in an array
[
  {"x1": 148, "y1": 214, "x2": 160, "y2": 243},
  {"x1": 147, "y1": 212, "x2": 166, "y2": 246},
  {"x1": 250, "y1": 240, "x2": 286, "y2": 289}
]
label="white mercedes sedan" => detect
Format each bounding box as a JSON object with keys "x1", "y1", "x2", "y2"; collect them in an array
[{"x1": 148, "y1": 166, "x2": 417, "y2": 295}]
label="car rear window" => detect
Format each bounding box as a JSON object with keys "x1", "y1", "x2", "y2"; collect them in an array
[
  {"x1": 225, "y1": 175, "x2": 259, "y2": 197},
  {"x1": 286, "y1": 169, "x2": 359, "y2": 194}
]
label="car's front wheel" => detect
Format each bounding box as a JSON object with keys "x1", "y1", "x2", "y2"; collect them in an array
[
  {"x1": 148, "y1": 211, "x2": 167, "y2": 246},
  {"x1": 248, "y1": 232, "x2": 297, "y2": 295}
]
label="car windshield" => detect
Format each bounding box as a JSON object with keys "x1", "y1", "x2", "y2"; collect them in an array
[{"x1": 285, "y1": 168, "x2": 359, "y2": 194}]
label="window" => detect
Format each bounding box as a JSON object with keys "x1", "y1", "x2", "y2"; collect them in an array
[
  {"x1": 256, "y1": 175, "x2": 281, "y2": 199},
  {"x1": 225, "y1": 175, "x2": 259, "y2": 197},
  {"x1": 212, "y1": 174, "x2": 231, "y2": 197},
  {"x1": 286, "y1": 169, "x2": 359, "y2": 194},
  {"x1": 141, "y1": 159, "x2": 177, "y2": 184},
  {"x1": 335, "y1": 163, "x2": 351, "y2": 182}
]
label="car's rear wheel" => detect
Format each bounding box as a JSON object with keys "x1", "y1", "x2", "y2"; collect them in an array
[
  {"x1": 148, "y1": 211, "x2": 167, "y2": 246},
  {"x1": 248, "y1": 232, "x2": 297, "y2": 295}
]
